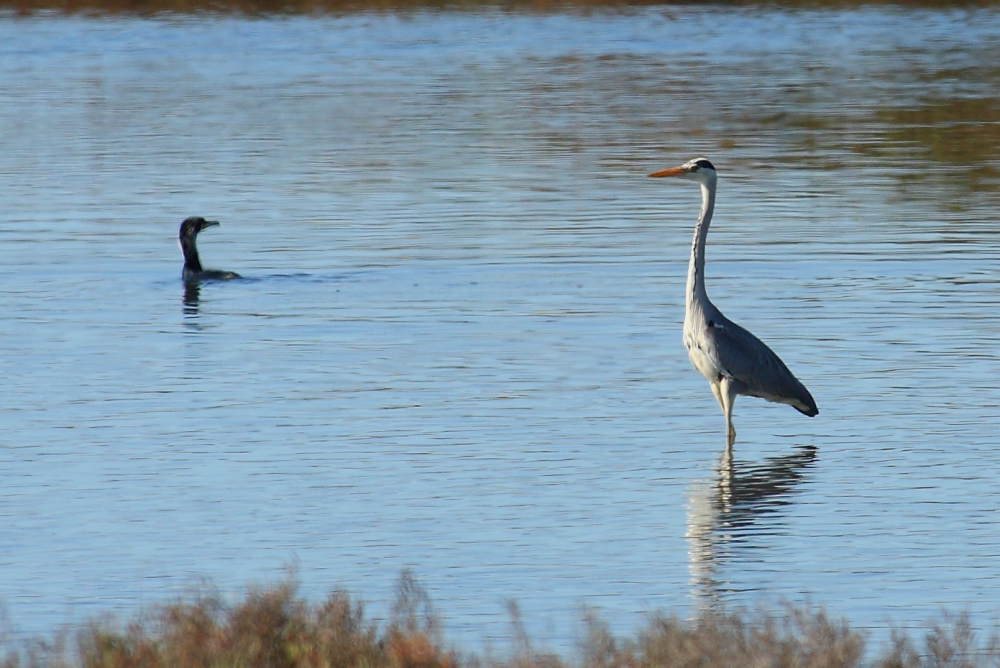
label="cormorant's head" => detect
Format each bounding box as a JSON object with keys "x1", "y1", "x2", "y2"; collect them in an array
[
  {"x1": 179, "y1": 216, "x2": 220, "y2": 244},
  {"x1": 179, "y1": 216, "x2": 221, "y2": 276},
  {"x1": 648, "y1": 157, "x2": 717, "y2": 185}
]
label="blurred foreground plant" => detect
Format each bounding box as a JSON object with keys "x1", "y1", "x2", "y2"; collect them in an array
[{"x1": 1, "y1": 572, "x2": 996, "y2": 668}]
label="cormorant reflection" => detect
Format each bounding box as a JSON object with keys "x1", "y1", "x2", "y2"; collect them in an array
[
  {"x1": 686, "y1": 446, "x2": 817, "y2": 611},
  {"x1": 183, "y1": 282, "x2": 201, "y2": 315}
]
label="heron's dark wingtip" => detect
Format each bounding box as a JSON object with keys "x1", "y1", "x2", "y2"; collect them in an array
[{"x1": 794, "y1": 386, "x2": 819, "y2": 417}]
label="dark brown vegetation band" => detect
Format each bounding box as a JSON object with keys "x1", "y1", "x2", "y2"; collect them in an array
[
  {"x1": 1, "y1": 572, "x2": 995, "y2": 668},
  {"x1": 3, "y1": 0, "x2": 1000, "y2": 15}
]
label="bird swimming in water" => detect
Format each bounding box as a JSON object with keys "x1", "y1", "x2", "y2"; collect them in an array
[
  {"x1": 179, "y1": 216, "x2": 241, "y2": 282},
  {"x1": 649, "y1": 158, "x2": 817, "y2": 448}
]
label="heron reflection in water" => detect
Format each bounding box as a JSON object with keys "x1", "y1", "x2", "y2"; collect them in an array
[{"x1": 686, "y1": 446, "x2": 817, "y2": 611}]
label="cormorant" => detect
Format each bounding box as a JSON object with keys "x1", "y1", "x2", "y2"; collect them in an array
[{"x1": 179, "y1": 216, "x2": 241, "y2": 282}]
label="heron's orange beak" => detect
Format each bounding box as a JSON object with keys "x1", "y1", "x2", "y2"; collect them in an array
[{"x1": 648, "y1": 165, "x2": 686, "y2": 178}]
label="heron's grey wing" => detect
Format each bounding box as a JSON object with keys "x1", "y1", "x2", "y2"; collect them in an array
[{"x1": 701, "y1": 317, "x2": 818, "y2": 416}]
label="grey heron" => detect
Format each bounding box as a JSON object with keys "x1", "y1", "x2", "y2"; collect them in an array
[
  {"x1": 649, "y1": 158, "x2": 817, "y2": 447},
  {"x1": 179, "y1": 216, "x2": 241, "y2": 283}
]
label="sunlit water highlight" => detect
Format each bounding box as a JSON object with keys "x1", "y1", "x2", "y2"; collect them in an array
[{"x1": 2, "y1": 7, "x2": 1000, "y2": 652}]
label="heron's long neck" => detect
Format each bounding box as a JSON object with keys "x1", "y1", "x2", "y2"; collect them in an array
[{"x1": 686, "y1": 180, "x2": 715, "y2": 310}]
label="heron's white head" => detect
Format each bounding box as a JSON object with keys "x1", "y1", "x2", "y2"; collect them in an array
[{"x1": 648, "y1": 157, "x2": 717, "y2": 184}]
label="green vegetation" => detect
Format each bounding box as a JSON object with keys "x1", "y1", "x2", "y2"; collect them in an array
[
  {"x1": 869, "y1": 96, "x2": 1000, "y2": 186},
  {"x1": 2, "y1": 572, "x2": 997, "y2": 668}
]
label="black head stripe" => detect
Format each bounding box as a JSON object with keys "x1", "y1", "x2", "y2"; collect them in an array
[{"x1": 694, "y1": 159, "x2": 715, "y2": 171}]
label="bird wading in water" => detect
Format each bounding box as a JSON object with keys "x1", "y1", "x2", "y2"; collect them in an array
[
  {"x1": 179, "y1": 216, "x2": 241, "y2": 283},
  {"x1": 649, "y1": 158, "x2": 817, "y2": 448}
]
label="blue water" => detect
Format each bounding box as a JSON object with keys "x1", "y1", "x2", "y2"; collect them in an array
[{"x1": 2, "y1": 7, "x2": 1000, "y2": 653}]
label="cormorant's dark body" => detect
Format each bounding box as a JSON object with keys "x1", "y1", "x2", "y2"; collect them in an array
[{"x1": 179, "y1": 216, "x2": 241, "y2": 282}]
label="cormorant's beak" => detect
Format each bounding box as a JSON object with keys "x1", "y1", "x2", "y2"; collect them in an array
[
  {"x1": 648, "y1": 165, "x2": 686, "y2": 178},
  {"x1": 202, "y1": 220, "x2": 221, "y2": 229}
]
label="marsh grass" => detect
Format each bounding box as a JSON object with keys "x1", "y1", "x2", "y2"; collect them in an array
[{"x1": 1, "y1": 573, "x2": 997, "y2": 668}]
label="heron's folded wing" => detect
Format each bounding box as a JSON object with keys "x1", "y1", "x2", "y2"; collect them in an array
[{"x1": 702, "y1": 319, "x2": 817, "y2": 414}]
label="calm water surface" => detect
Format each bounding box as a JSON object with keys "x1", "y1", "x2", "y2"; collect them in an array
[{"x1": 2, "y1": 7, "x2": 1000, "y2": 651}]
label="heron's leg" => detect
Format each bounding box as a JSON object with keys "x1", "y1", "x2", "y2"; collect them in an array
[
  {"x1": 709, "y1": 381, "x2": 724, "y2": 414},
  {"x1": 720, "y1": 377, "x2": 737, "y2": 447}
]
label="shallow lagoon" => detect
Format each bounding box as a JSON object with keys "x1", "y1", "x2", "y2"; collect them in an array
[{"x1": 2, "y1": 7, "x2": 1000, "y2": 651}]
